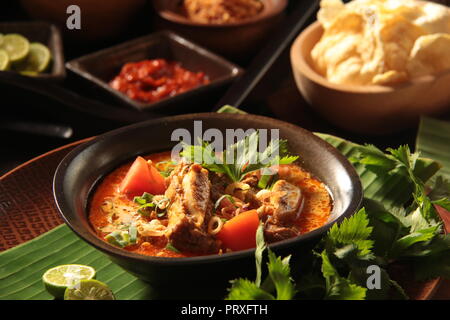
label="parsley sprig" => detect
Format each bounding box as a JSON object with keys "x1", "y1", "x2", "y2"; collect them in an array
[
  {"x1": 226, "y1": 224, "x2": 297, "y2": 300},
  {"x1": 180, "y1": 131, "x2": 298, "y2": 182}
]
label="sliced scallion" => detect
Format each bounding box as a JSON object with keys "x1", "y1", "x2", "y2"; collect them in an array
[
  {"x1": 129, "y1": 225, "x2": 137, "y2": 244},
  {"x1": 165, "y1": 242, "x2": 181, "y2": 253},
  {"x1": 137, "y1": 203, "x2": 155, "y2": 216},
  {"x1": 105, "y1": 231, "x2": 129, "y2": 248},
  {"x1": 133, "y1": 192, "x2": 154, "y2": 205}
]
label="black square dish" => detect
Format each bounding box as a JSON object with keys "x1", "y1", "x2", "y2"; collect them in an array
[
  {"x1": 66, "y1": 31, "x2": 243, "y2": 111},
  {"x1": 0, "y1": 21, "x2": 65, "y2": 81}
]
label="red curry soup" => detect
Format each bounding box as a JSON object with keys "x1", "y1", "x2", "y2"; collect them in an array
[{"x1": 89, "y1": 137, "x2": 332, "y2": 258}]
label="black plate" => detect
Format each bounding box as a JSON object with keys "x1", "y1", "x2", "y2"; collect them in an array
[{"x1": 53, "y1": 112, "x2": 362, "y2": 296}]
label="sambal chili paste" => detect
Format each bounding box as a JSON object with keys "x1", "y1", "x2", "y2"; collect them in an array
[{"x1": 109, "y1": 59, "x2": 210, "y2": 103}]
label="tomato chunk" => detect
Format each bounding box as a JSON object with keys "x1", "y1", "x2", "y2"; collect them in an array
[
  {"x1": 217, "y1": 210, "x2": 260, "y2": 251},
  {"x1": 119, "y1": 156, "x2": 166, "y2": 198}
]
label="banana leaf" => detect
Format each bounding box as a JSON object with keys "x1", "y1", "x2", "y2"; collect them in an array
[
  {"x1": 0, "y1": 225, "x2": 155, "y2": 300},
  {"x1": 416, "y1": 117, "x2": 450, "y2": 181}
]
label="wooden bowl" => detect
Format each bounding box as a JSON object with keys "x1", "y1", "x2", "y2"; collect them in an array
[
  {"x1": 290, "y1": 21, "x2": 450, "y2": 135},
  {"x1": 20, "y1": 0, "x2": 146, "y2": 42},
  {"x1": 153, "y1": 0, "x2": 288, "y2": 61}
]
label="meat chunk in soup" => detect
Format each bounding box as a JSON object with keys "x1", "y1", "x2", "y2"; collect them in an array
[
  {"x1": 165, "y1": 163, "x2": 219, "y2": 253},
  {"x1": 182, "y1": 164, "x2": 211, "y2": 227},
  {"x1": 170, "y1": 216, "x2": 220, "y2": 254},
  {"x1": 270, "y1": 180, "x2": 303, "y2": 224},
  {"x1": 264, "y1": 221, "x2": 299, "y2": 243},
  {"x1": 256, "y1": 179, "x2": 303, "y2": 242}
]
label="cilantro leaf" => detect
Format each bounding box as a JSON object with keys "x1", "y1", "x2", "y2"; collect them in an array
[
  {"x1": 389, "y1": 225, "x2": 440, "y2": 259},
  {"x1": 181, "y1": 131, "x2": 298, "y2": 182},
  {"x1": 352, "y1": 144, "x2": 397, "y2": 173},
  {"x1": 321, "y1": 250, "x2": 366, "y2": 300},
  {"x1": 226, "y1": 279, "x2": 274, "y2": 300},
  {"x1": 325, "y1": 208, "x2": 374, "y2": 260},
  {"x1": 227, "y1": 222, "x2": 296, "y2": 300},
  {"x1": 266, "y1": 250, "x2": 296, "y2": 300},
  {"x1": 395, "y1": 234, "x2": 450, "y2": 258},
  {"x1": 387, "y1": 145, "x2": 418, "y2": 171},
  {"x1": 352, "y1": 145, "x2": 449, "y2": 282},
  {"x1": 348, "y1": 266, "x2": 398, "y2": 300},
  {"x1": 362, "y1": 199, "x2": 404, "y2": 258},
  {"x1": 352, "y1": 144, "x2": 441, "y2": 222}
]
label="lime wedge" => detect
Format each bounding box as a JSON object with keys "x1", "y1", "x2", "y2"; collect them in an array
[
  {"x1": 1, "y1": 34, "x2": 29, "y2": 62},
  {"x1": 0, "y1": 50, "x2": 10, "y2": 71},
  {"x1": 42, "y1": 264, "x2": 96, "y2": 299},
  {"x1": 64, "y1": 279, "x2": 115, "y2": 300}
]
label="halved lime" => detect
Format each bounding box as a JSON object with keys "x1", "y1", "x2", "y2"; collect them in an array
[
  {"x1": 0, "y1": 50, "x2": 10, "y2": 71},
  {"x1": 64, "y1": 279, "x2": 115, "y2": 300},
  {"x1": 14, "y1": 42, "x2": 51, "y2": 74},
  {"x1": 0, "y1": 34, "x2": 29, "y2": 62},
  {"x1": 42, "y1": 264, "x2": 96, "y2": 299}
]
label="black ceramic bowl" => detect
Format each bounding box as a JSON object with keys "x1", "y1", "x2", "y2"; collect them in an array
[{"x1": 53, "y1": 113, "x2": 362, "y2": 298}]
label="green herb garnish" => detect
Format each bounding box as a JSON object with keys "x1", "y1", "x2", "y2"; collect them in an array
[
  {"x1": 258, "y1": 170, "x2": 279, "y2": 190},
  {"x1": 258, "y1": 174, "x2": 272, "y2": 190},
  {"x1": 254, "y1": 223, "x2": 266, "y2": 287},
  {"x1": 165, "y1": 242, "x2": 181, "y2": 253},
  {"x1": 154, "y1": 197, "x2": 171, "y2": 218},
  {"x1": 129, "y1": 225, "x2": 137, "y2": 245},
  {"x1": 105, "y1": 231, "x2": 130, "y2": 248},
  {"x1": 137, "y1": 203, "x2": 155, "y2": 216},
  {"x1": 155, "y1": 161, "x2": 176, "y2": 178},
  {"x1": 180, "y1": 131, "x2": 298, "y2": 182},
  {"x1": 133, "y1": 192, "x2": 153, "y2": 205},
  {"x1": 134, "y1": 192, "x2": 156, "y2": 216},
  {"x1": 227, "y1": 223, "x2": 296, "y2": 300}
]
